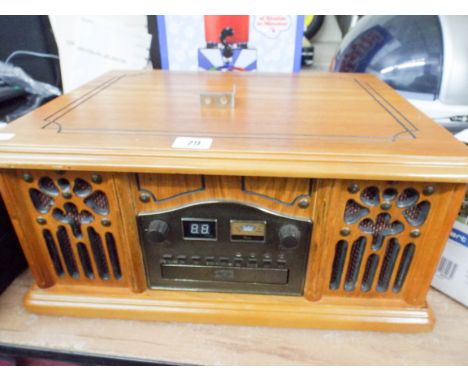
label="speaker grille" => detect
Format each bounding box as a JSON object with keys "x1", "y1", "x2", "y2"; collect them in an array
[
  {"x1": 85, "y1": 191, "x2": 109, "y2": 216},
  {"x1": 73, "y1": 178, "x2": 93, "y2": 197},
  {"x1": 105, "y1": 232, "x2": 122, "y2": 280},
  {"x1": 396, "y1": 188, "x2": 419, "y2": 208},
  {"x1": 52, "y1": 202, "x2": 94, "y2": 239},
  {"x1": 39, "y1": 176, "x2": 59, "y2": 196},
  {"x1": 361, "y1": 254, "x2": 379, "y2": 292},
  {"x1": 403, "y1": 201, "x2": 430, "y2": 227},
  {"x1": 328, "y1": 181, "x2": 436, "y2": 298},
  {"x1": 359, "y1": 213, "x2": 404, "y2": 251},
  {"x1": 25, "y1": 171, "x2": 125, "y2": 286},
  {"x1": 88, "y1": 227, "x2": 110, "y2": 280},
  {"x1": 344, "y1": 237, "x2": 366, "y2": 291},
  {"x1": 393, "y1": 243, "x2": 415, "y2": 293},
  {"x1": 344, "y1": 199, "x2": 369, "y2": 224},
  {"x1": 42, "y1": 229, "x2": 64, "y2": 277},
  {"x1": 57, "y1": 226, "x2": 79, "y2": 279},
  {"x1": 329, "y1": 240, "x2": 348, "y2": 290},
  {"x1": 377, "y1": 238, "x2": 400, "y2": 292},
  {"x1": 77, "y1": 242, "x2": 94, "y2": 279},
  {"x1": 360, "y1": 186, "x2": 380, "y2": 206},
  {"x1": 29, "y1": 189, "x2": 55, "y2": 214}
]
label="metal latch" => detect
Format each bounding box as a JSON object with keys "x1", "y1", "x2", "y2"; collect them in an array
[{"x1": 200, "y1": 85, "x2": 236, "y2": 109}]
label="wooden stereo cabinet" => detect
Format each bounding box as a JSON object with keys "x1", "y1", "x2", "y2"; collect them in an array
[{"x1": 0, "y1": 71, "x2": 467, "y2": 332}]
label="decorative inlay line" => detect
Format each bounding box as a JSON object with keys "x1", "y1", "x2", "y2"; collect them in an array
[
  {"x1": 353, "y1": 79, "x2": 417, "y2": 140},
  {"x1": 136, "y1": 174, "x2": 206, "y2": 203},
  {"x1": 41, "y1": 75, "x2": 127, "y2": 130},
  {"x1": 40, "y1": 74, "x2": 419, "y2": 143},
  {"x1": 241, "y1": 177, "x2": 311, "y2": 206}
]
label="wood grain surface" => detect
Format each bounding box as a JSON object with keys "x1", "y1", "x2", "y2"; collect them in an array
[
  {"x1": 23, "y1": 280, "x2": 435, "y2": 333},
  {"x1": 0, "y1": 70, "x2": 466, "y2": 334},
  {"x1": 134, "y1": 174, "x2": 313, "y2": 218},
  {"x1": 0, "y1": 70, "x2": 467, "y2": 182},
  {"x1": 0, "y1": 272, "x2": 466, "y2": 365},
  {"x1": 1, "y1": 167, "x2": 463, "y2": 331}
]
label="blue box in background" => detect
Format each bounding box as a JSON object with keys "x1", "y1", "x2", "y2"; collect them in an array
[{"x1": 157, "y1": 15, "x2": 304, "y2": 73}]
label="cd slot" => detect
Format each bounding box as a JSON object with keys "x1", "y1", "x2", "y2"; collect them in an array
[{"x1": 161, "y1": 264, "x2": 288, "y2": 285}]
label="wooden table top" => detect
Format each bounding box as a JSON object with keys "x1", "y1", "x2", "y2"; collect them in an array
[
  {"x1": 0, "y1": 70, "x2": 467, "y2": 182},
  {"x1": 0, "y1": 271, "x2": 467, "y2": 365}
]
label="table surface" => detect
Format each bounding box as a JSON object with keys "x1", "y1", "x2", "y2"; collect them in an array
[{"x1": 0, "y1": 271, "x2": 467, "y2": 365}]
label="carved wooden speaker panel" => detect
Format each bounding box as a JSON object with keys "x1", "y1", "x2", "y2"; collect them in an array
[
  {"x1": 308, "y1": 179, "x2": 457, "y2": 304},
  {"x1": 14, "y1": 171, "x2": 128, "y2": 287},
  {"x1": 134, "y1": 174, "x2": 313, "y2": 218}
]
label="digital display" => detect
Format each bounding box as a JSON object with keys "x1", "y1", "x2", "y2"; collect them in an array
[{"x1": 182, "y1": 219, "x2": 217, "y2": 240}]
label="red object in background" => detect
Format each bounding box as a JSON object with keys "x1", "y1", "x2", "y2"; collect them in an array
[{"x1": 204, "y1": 16, "x2": 250, "y2": 44}]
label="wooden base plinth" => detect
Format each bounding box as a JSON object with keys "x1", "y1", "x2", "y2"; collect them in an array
[{"x1": 24, "y1": 284, "x2": 434, "y2": 332}]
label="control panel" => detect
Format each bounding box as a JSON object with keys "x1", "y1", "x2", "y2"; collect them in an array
[{"x1": 138, "y1": 201, "x2": 312, "y2": 295}]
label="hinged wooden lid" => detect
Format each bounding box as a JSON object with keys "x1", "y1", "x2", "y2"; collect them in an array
[{"x1": 1, "y1": 70, "x2": 467, "y2": 182}]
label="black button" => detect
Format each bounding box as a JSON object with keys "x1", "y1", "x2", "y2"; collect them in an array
[
  {"x1": 263, "y1": 260, "x2": 272, "y2": 268},
  {"x1": 205, "y1": 256, "x2": 215, "y2": 266},
  {"x1": 234, "y1": 259, "x2": 243, "y2": 267},
  {"x1": 278, "y1": 224, "x2": 301, "y2": 249},
  {"x1": 248, "y1": 260, "x2": 258, "y2": 268},
  {"x1": 218, "y1": 258, "x2": 229, "y2": 266},
  {"x1": 147, "y1": 220, "x2": 169, "y2": 243}
]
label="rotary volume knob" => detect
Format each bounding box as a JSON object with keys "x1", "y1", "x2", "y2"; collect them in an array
[
  {"x1": 147, "y1": 220, "x2": 169, "y2": 243},
  {"x1": 278, "y1": 224, "x2": 301, "y2": 249}
]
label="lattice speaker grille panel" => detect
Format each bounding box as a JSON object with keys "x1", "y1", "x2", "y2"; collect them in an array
[
  {"x1": 22, "y1": 171, "x2": 126, "y2": 286},
  {"x1": 327, "y1": 181, "x2": 435, "y2": 298}
]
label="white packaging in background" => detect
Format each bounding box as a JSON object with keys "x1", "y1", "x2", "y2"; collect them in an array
[
  {"x1": 49, "y1": 16, "x2": 152, "y2": 93},
  {"x1": 432, "y1": 220, "x2": 468, "y2": 307}
]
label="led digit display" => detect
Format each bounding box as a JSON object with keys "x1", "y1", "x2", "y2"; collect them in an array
[{"x1": 182, "y1": 219, "x2": 217, "y2": 240}]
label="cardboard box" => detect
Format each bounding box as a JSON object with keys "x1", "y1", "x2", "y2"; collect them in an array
[{"x1": 432, "y1": 218, "x2": 468, "y2": 307}]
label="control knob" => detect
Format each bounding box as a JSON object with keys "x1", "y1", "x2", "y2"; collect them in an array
[
  {"x1": 147, "y1": 220, "x2": 169, "y2": 243},
  {"x1": 278, "y1": 224, "x2": 301, "y2": 249}
]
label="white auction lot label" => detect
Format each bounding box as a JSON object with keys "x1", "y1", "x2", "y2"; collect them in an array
[
  {"x1": 0, "y1": 133, "x2": 15, "y2": 140},
  {"x1": 172, "y1": 137, "x2": 213, "y2": 150}
]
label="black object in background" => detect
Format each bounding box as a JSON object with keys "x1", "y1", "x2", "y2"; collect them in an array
[
  {"x1": 304, "y1": 15, "x2": 325, "y2": 42},
  {"x1": 0, "y1": 16, "x2": 60, "y2": 291},
  {"x1": 301, "y1": 46, "x2": 315, "y2": 68},
  {"x1": 0, "y1": 85, "x2": 25, "y2": 104},
  {"x1": 0, "y1": 16, "x2": 62, "y2": 122},
  {"x1": 0, "y1": 195, "x2": 27, "y2": 294},
  {"x1": 0, "y1": 16, "x2": 62, "y2": 87},
  {"x1": 147, "y1": 15, "x2": 162, "y2": 69}
]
